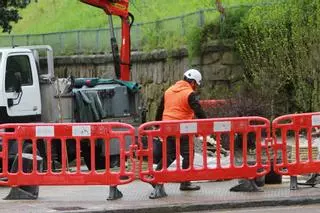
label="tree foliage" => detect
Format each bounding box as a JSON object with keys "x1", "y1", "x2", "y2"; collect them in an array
[
  {"x1": 0, "y1": 0, "x2": 36, "y2": 33},
  {"x1": 236, "y1": 0, "x2": 320, "y2": 116},
  {"x1": 192, "y1": 0, "x2": 320, "y2": 118}
]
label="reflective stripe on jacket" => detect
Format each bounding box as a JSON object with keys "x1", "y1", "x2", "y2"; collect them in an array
[{"x1": 162, "y1": 80, "x2": 194, "y2": 120}]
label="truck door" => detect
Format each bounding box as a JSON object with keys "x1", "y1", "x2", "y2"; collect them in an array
[{"x1": 4, "y1": 53, "x2": 41, "y2": 117}]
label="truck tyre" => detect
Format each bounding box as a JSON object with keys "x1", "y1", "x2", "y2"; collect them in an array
[
  {"x1": 17, "y1": 143, "x2": 43, "y2": 173},
  {"x1": 20, "y1": 143, "x2": 42, "y2": 168},
  {"x1": 5, "y1": 143, "x2": 43, "y2": 200}
]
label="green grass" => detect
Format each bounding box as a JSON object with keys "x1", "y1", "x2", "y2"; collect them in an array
[{"x1": 4, "y1": 0, "x2": 275, "y2": 35}]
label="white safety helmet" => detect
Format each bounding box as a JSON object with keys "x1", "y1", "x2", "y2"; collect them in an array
[{"x1": 183, "y1": 69, "x2": 202, "y2": 86}]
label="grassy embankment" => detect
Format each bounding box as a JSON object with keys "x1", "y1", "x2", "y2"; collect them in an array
[{"x1": 7, "y1": 0, "x2": 272, "y2": 35}]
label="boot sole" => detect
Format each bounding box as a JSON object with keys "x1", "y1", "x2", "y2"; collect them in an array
[{"x1": 179, "y1": 187, "x2": 201, "y2": 191}]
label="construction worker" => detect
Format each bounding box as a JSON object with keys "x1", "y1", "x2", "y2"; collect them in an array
[{"x1": 150, "y1": 69, "x2": 207, "y2": 199}]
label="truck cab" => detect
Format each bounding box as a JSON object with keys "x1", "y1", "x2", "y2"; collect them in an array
[{"x1": 0, "y1": 47, "x2": 42, "y2": 123}]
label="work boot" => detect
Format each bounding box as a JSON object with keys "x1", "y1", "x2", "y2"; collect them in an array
[
  {"x1": 229, "y1": 179, "x2": 263, "y2": 192},
  {"x1": 179, "y1": 182, "x2": 200, "y2": 191},
  {"x1": 305, "y1": 173, "x2": 320, "y2": 186},
  {"x1": 149, "y1": 184, "x2": 167, "y2": 199}
]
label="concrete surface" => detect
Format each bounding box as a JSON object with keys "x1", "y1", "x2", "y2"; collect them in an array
[{"x1": 0, "y1": 176, "x2": 320, "y2": 213}]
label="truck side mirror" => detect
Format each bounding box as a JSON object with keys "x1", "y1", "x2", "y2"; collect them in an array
[{"x1": 13, "y1": 72, "x2": 22, "y2": 93}]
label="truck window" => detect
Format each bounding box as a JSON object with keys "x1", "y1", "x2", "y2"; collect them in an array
[{"x1": 5, "y1": 55, "x2": 33, "y2": 92}]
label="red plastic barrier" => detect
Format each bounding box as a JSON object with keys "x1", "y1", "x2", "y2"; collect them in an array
[
  {"x1": 272, "y1": 112, "x2": 320, "y2": 176},
  {"x1": 0, "y1": 122, "x2": 136, "y2": 186},
  {"x1": 199, "y1": 99, "x2": 227, "y2": 108},
  {"x1": 138, "y1": 117, "x2": 271, "y2": 184},
  {"x1": 199, "y1": 99, "x2": 233, "y2": 119}
]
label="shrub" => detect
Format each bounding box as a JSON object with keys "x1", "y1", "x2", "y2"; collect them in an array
[{"x1": 235, "y1": 0, "x2": 320, "y2": 115}]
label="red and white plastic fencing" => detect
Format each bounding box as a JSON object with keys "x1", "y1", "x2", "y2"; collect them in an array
[
  {"x1": 272, "y1": 112, "x2": 320, "y2": 176},
  {"x1": 0, "y1": 112, "x2": 320, "y2": 191},
  {"x1": 138, "y1": 117, "x2": 271, "y2": 184},
  {"x1": 0, "y1": 122, "x2": 136, "y2": 186}
]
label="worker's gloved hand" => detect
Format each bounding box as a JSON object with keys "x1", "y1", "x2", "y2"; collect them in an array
[
  {"x1": 196, "y1": 135, "x2": 229, "y2": 157},
  {"x1": 197, "y1": 136, "x2": 216, "y2": 145},
  {"x1": 206, "y1": 136, "x2": 216, "y2": 145}
]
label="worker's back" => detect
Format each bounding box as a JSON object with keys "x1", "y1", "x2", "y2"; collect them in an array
[{"x1": 162, "y1": 80, "x2": 194, "y2": 120}]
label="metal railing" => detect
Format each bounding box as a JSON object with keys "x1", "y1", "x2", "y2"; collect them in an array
[
  {"x1": 0, "y1": 8, "x2": 223, "y2": 55},
  {"x1": 0, "y1": 2, "x2": 282, "y2": 55}
]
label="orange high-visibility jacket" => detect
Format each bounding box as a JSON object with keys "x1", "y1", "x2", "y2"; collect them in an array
[{"x1": 162, "y1": 80, "x2": 194, "y2": 120}]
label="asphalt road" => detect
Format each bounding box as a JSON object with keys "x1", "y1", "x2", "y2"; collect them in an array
[{"x1": 189, "y1": 204, "x2": 320, "y2": 213}]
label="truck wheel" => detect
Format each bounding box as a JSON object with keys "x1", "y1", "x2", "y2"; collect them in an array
[
  {"x1": 10, "y1": 143, "x2": 43, "y2": 173},
  {"x1": 22, "y1": 143, "x2": 33, "y2": 154},
  {"x1": 6, "y1": 143, "x2": 42, "y2": 200}
]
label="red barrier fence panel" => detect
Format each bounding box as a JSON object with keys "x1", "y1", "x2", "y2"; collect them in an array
[
  {"x1": 0, "y1": 122, "x2": 136, "y2": 186},
  {"x1": 138, "y1": 117, "x2": 271, "y2": 184},
  {"x1": 199, "y1": 99, "x2": 228, "y2": 118},
  {"x1": 272, "y1": 112, "x2": 320, "y2": 176},
  {"x1": 199, "y1": 99, "x2": 227, "y2": 108}
]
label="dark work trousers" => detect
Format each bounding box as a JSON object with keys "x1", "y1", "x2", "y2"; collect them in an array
[{"x1": 155, "y1": 135, "x2": 193, "y2": 170}]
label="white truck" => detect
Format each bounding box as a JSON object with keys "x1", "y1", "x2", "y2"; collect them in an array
[
  {"x1": 0, "y1": 45, "x2": 142, "y2": 172},
  {"x1": 0, "y1": 45, "x2": 51, "y2": 123}
]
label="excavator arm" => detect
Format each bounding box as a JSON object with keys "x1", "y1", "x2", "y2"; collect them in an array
[
  {"x1": 80, "y1": 0, "x2": 224, "y2": 81},
  {"x1": 80, "y1": 0, "x2": 132, "y2": 81},
  {"x1": 81, "y1": 0, "x2": 129, "y2": 17}
]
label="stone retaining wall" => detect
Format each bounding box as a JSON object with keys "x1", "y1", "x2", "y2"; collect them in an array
[{"x1": 53, "y1": 41, "x2": 243, "y2": 121}]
